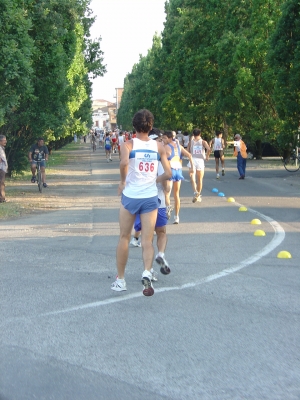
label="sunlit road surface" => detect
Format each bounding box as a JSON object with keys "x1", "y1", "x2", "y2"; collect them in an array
[{"x1": 1, "y1": 147, "x2": 299, "y2": 400}]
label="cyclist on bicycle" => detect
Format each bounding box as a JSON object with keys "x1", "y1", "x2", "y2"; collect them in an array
[{"x1": 29, "y1": 138, "x2": 49, "y2": 188}]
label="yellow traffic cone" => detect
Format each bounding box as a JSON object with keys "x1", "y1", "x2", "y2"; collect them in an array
[
  {"x1": 254, "y1": 230, "x2": 266, "y2": 236},
  {"x1": 277, "y1": 251, "x2": 292, "y2": 259},
  {"x1": 251, "y1": 219, "x2": 261, "y2": 225}
]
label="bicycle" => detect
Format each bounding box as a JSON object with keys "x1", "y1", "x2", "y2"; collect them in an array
[
  {"x1": 283, "y1": 149, "x2": 300, "y2": 172},
  {"x1": 36, "y1": 159, "x2": 45, "y2": 193}
]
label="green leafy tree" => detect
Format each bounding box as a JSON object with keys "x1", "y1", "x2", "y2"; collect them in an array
[
  {"x1": 268, "y1": 0, "x2": 300, "y2": 153},
  {"x1": 0, "y1": 0, "x2": 106, "y2": 174},
  {"x1": 0, "y1": 0, "x2": 34, "y2": 126}
]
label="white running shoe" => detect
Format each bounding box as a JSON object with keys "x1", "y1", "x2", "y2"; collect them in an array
[
  {"x1": 150, "y1": 268, "x2": 158, "y2": 281},
  {"x1": 166, "y1": 205, "x2": 173, "y2": 220},
  {"x1": 111, "y1": 278, "x2": 127, "y2": 292},
  {"x1": 222, "y1": 169, "x2": 225, "y2": 176},
  {"x1": 141, "y1": 271, "x2": 154, "y2": 296},
  {"x1": 155, "y1": 254, "x2": 171, "y2": 275},
  {"x1": 192, "y1": 192, "x2": 200, "y2": 203},
  {"x1": 130, "y1": 237, "x2": 141, "y2": 247},
  {"x1": 196, "y1": 195, "x2": 202, "y2": 202},
  {"x1": 216, "y1": 173, "x2": 220, "y2": 179},
  {"x1": 173, "y1": 215, "x2": 179, "y2": 224}
]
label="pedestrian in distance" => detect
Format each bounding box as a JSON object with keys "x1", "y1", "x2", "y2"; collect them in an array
[
  {"x1": 233, "y1": 133, "x2": 247, "y2": 179},
  {"x1": 176, "y1": 130, "x2": 184, "y2": 147},
  {"x1": 209, "y1": 130, "x2": 225, "y2": 179},
  {"x1": 111, "y1": 109, "x2": 171, "y2": 297},
  {"x1": 28, "y1": 138, "x2": 49, "y2": 188},
  {"x1": 0, "y1": 135, "x2": 8, "y2": 203},
  {"x1": 183, "y1": 132, "x2": 190, "y2": 150},
  {"x1": 117, "y1": 131, "x2": 125, "y2": 160},
  {"x1": 104, "y1": 133, "x2": 112, "y2": 162},
  {"x1": 187, "y1": 128, "x2": 211, "y2": 203}
]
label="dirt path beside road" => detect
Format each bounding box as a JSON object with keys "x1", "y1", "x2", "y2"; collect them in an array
[{"x1": 1, "y1": 142, "x2": 121, "y2": 220}]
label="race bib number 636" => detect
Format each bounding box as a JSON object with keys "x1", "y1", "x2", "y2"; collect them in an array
[{"x1": 135, "y1": 152, "x2": 158, "y2": 174}]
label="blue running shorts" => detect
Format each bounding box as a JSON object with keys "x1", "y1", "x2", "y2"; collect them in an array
[
  {"x1": 121, "y1": 194, "x2": 159, "y2": 215},
  {"x1": 170, "y1": 168, "x2": 184, "y2": 181},
  {"x1": 134, "y1": 207, "x2": 167, "y2": 231}
]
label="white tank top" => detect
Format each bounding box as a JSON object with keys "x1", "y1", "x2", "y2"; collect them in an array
[
  {"x1": 118, "y1": 136, "x2": 125, "y2": 144},
  {"x1": 123, "y1": 138, "x2": 159, "y2": 199},
  {"x1": 190, "y1": 138, "x2": 205, "y2": 160},
  {"x1": 213, "y1": 137, "x2": 223, "y2": 151},
  {"x1": 183, "y1": 136, "x2": 190, "y2": 147}
]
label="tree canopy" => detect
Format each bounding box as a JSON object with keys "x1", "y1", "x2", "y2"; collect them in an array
[
  {"x1": 0, "y1": 0, "x2": 106, "y2": 174},
  {"x1": 118, "y1": 0, "x2": 299, "y2": 156}
]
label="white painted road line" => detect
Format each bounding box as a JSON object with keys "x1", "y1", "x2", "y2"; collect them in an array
[{"x1": 38, "y1": 204, "x2": 285, "y2": 318}]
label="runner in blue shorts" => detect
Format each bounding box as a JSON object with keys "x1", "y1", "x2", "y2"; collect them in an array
[
  {"x1": 130, "y1": 130, "x2": 171, "y2": 276},
  {"x1": 104, "y1": 133, "x2": 112, "y2": 162},
  {"x1": 111, "y1": 110, "x2": 171, "y2": 296},
  {"x1": 162, "y1": 131, "x2": 194, "y2": 224}
]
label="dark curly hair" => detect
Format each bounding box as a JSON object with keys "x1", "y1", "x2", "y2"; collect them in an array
[
  {"x1": 132, "y1": 109, "x2": 154, "y2": 133},
  {"x1": 192, "y1": 128, "x2": 201, "y2": 137}
]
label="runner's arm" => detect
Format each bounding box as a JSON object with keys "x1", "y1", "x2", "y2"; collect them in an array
[
  {"x1": 118, "y1": 141, "x2": 131, "y2": 195},
  {"x1": 181, "y1": 146, "x2": 195, "y2": 170},
  {"x1": 157, "y1": 143, "x2": 171, "y2": 183},
  {"x1": 203, "y1": 141, "x2": 211, "y2": 160}
]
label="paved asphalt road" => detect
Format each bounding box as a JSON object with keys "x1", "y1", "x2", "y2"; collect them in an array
[{"x1": 1, "y1": 145, "x2": 299, "y2": 400}]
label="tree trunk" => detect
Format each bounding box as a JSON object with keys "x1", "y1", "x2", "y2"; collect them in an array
[{"x1": 255, "y1": 139, "x2": 262, "y2": 159}]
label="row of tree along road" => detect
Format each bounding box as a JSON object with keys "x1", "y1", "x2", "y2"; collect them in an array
[
  {"x1": 117, "y1": 0, "x2": 300, "y2": 160},
  {"x1": 0, "y1": 0, "x2": 106, "y2": 176}
]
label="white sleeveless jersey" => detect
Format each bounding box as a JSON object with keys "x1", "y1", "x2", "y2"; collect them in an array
[
  {"x1": 183, "y1": 135, "x2": 190, "y2": 147},
  {"x1": 118, "y1": 135, "x2": 125, "y2": 144},
  {"x1": 190, "y1": 138, "x2": 205, "y2": 160},
  {"x1": 123, "y1": 138, "x2": 160, "y2": 199},
  {"x1": 213, "y1": 137, "x2": 223, "y2": 151}
]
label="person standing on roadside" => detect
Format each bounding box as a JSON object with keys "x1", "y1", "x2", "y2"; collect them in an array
[
  {"x1": 233, "y1": 133, "x2": 247, "y2": 179},
  {"x1": 111, "y1": 109, "x2": 171, "y2": 297},
  {"x1": 29, "y1": 138, "x2": 49, "y2": 188},
  {"x1": 209, "y1": 130, "x2": 225, "y2": 179},
  {"x1": 0, "y1": 135, "x2": 8, "y2": 203}
]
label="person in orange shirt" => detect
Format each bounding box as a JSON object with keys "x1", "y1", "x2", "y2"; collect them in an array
[{"x1": 233, "y1": 133, "x2": 247, "y2": 179}]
